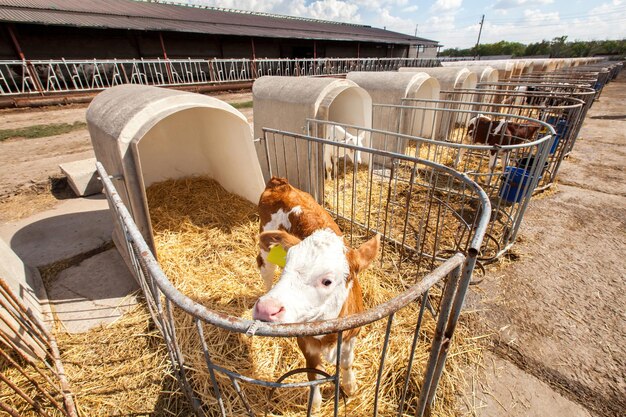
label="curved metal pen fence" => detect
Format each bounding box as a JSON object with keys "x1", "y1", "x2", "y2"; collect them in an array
[
  {"x1": 476, "y1": 81, "x2": 598, "y2": 155},
  {"x1": 0, "y1": 57, "x2": 468, "y2": 96},
  {"x1": 309, "y1": 108, "x2": 553, "y2": 261},
  {"x1": 430, "y1": 90, "x2": 585, "y2": 190},
  {"x1": 97, "y1": 124, "x2": 491, "y2": 416}
]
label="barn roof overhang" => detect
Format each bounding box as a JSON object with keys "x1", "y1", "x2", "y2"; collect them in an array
[{"x1": 0, "y1": 0, "x2": 440, "y2": 46}]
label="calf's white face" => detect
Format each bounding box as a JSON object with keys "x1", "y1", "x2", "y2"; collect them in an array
[
  {"x1": 253, "y1": 229, "x2": 379, "y2": 324},
  {"x1": 254, "y1": 229, "x2": 349, "y2": 323}
]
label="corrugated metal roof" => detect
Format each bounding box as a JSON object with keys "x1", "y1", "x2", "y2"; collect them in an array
[{"x1": 0, "y1": 0, "x2": 439, "y2": 45}]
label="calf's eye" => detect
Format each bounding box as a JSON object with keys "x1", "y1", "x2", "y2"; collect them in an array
[{"x1": 322, "y1": 278, "x2": 333, "y2": 287}]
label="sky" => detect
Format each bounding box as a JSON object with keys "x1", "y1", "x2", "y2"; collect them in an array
[{"x1": 168, "y1": 0, "x2": 626, "y2": 49}]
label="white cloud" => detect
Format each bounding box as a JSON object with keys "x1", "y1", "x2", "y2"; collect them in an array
[
  {"x1": 306, "y1": 0, "x2": 361, "y2": 21},
  {"x1": 402, "y1": 5, "x2": 419, "y2": 13},
  {"x1": 374, "y1": 7, "x2": 416, "y2": 33},
  {"x1": 430, "y1": 0, "x2": 463, "y2": 12},
  {"x1": 168, "y1": 0, "x2": 626, "y2": 49},
  {"x1": 494, "y1": 0, "x2": 553, "y2": 10}
]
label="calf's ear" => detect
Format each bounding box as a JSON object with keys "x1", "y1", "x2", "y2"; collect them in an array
[
  {"x1": 259, "y1": 230, "x2": 302, "y2": 251},
  {"x1": 348, "y1": 234, "x2": 381, "y2": 274}
]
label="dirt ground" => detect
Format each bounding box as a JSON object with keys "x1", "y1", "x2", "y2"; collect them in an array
[
  {"x1": 0, "y1": 90, "x2": 253, "y2": 207},
  {"x1": 469, "y1": 73, "x2": 626, "y2": 417},
  {"x1": 1, "y1": 78, "x2": 624, "y2": 416}
]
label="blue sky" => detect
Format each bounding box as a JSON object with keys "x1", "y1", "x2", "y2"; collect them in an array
[{"x1": 174, "y1": 0, "x2": 625, "y2": 49}]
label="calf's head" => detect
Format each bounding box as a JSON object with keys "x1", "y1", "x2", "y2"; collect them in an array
[
  {"x1": 253, "y1": 229, "x2": 380, "y2": 323},
  {"x1": 347, "y1": 131, "x2": 367, "y2": 165}
]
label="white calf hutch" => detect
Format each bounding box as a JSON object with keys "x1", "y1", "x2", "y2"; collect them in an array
[
  {"x1": 346, "y1": 71, "x2": 440, "y2": 152},
  {"x1": 253, "y1": 76, "x2": 372, "y2": 194},
  {"x1": 86, "y1": 82, "x2": 491, "y2": 416},
  {"x1": 87, "y1": 85, "x2": 265, "y2": 256}
]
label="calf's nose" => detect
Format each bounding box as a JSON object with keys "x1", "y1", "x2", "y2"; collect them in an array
[{"x1": 253, "y1": 297, "x2": 285, "y2": 322}]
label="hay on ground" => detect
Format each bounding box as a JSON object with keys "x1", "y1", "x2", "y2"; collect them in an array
[{"x1": 146, "y1": 175, "x2": 484, "y2": 416}]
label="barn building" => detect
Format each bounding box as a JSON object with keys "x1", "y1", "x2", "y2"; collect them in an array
[{"x1": 0, "y1": 0, "x2": 440, "y2": 61}]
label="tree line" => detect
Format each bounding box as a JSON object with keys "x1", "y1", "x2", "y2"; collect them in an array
[{"x1": 439, "y1": 37, "x2": 626, "y2": 58}]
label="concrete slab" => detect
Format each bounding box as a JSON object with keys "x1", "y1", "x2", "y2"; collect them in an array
[
  {"x1": 0, "y1": 195, "x2": 112, "y2": 267},
  {"x1": 0, "y1": 239, "x2": 48, "y2": 360},
  {"x1": 45, "y1": 249, "x2": 139, "y2": 333},
  {"x1": 59, "y1": 158, "x2": 103, "y2": 196},
  {"x1": 463, "y1": 353, "x2": 592, "y2": 417}
]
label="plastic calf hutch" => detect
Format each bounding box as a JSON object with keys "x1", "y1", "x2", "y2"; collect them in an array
[
  {"x1": 253, "y1": 76, "x2": 372, "y2": 195},
  {"x1": 346, "y1": 71, "x2": 440, "y2": 152},
  {"x1": 96, "y1": 128, "x2": 491, "y2": 415},
  {"x1": 441, "y1": 63, "x2": 499, "y2": 85},
  {"x1": 87, "y1": 84, "x2": 265, "y2": 257}
]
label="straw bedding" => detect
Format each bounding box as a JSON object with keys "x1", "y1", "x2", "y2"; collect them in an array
[
  {"x1": 146, "y1": 174, "x2": 484, "y2": 416},
  {"x1": 0, "y1": 305, "x2": 188, "y2": 417}
]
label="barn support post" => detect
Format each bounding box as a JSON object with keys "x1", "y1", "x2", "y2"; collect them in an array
[
  {"x1": 158, "y1": 32, "x2": 173, "y2": 83},
  {"x1": 250, "y1": 37, "x2": 258, "y2": 78},
  {"x1": 314, "y1": 40, "x2": 317, "y2": 59},
  {"x1": 6, "y1": 23, "x2": 43, "y2": 94}
]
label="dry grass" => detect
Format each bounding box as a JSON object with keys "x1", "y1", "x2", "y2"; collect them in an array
[
  {"x1": 0, "y1": 186, "x2": 59, "y2": 223},
  {"x1": 55, "y1": 305, "x2": 191, "y2": 417},
  {"x1": 0, "y1": 352, "x2": 67, "y2": 417},
  {"x1": 0, "y1": 304, "x2": 182, "y2": 417},
  {"x1": 145, "y1": 175, "x2": 485, "y2": 416}
]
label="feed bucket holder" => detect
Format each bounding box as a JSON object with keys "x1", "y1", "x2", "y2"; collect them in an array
[
  {"x1": 87, "y1": 84, "x2": 265, "y2": 259},
  {"x1": 499, "y1": 166, "x2": 539, "y2": 204},
  {"x1": 545, "y1": 116, "x2": 569, "y2": 154}
]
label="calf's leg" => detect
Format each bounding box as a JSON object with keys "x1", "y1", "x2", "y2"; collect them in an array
[
  {"x1": 297, "y1": 337, "x2": 324, "y2": 412},
  {"x1": 340, "y1": 337, "x2": 357, "y2": 396}
]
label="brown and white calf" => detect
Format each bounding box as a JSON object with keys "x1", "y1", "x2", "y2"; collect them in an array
[
  {"x1": 465, "y1": 114, "x2": 541, "y2": 169},
  {"x1": 253, "y1": 177, "x2": 380, "y2": 410}
]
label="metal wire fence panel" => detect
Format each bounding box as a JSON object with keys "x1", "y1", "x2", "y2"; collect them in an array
[
  {"x1": 345, "y1": 104, "x2": 553, "y2": 261},
  {"x1": 0, "y1": 57, "x2": 470, "y2": 96},
  {"x1": 97, "y1": 130, "x2": 490, "y2": 416},
  {"x1": 0, "y1": 281, "x2": 77, "y2": 417},
  {"x1": 432, "y1": 90, "x2": 585, "y2": 190},
  {"x1": 476, "y1": 81, "x2": 597, "y2": 155}
]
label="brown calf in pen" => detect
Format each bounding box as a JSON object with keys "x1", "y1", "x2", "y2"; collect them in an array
[{"x1": 253, "y1": 176, "x2": 380, "y2": 411}]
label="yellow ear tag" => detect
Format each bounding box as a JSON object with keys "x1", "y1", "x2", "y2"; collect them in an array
[{"x1": 267, "y1": 245, "x2": 287, "y2": 268}]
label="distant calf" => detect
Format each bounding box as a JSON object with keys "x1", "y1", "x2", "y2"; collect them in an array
[
  {"x1": 466, "y1": 114, "x2": 541, "y2": 169},
  {"x1": 254, "y1": 177, "x2": 380, "y2": 410},
  {"x1": 323, "y1": 125, "x2": 366, "y2": 179}
]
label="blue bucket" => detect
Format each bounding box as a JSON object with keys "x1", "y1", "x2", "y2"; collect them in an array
[
  {"x1": 546, "y1": 116, "x2": 568, "y2": 154},
  {"x1": 500, "y1": 167, "x2": 537, "y2": 203}
]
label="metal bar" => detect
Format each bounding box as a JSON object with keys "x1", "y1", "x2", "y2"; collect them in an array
[
  {"x1": 0, "y1": 401, "x2": 22, "y2": 417},
  {"x1": 415, "y1": 264, "x2": 462, "y2": 415},
  {"x1": 373, "y1": 313, "x2": 395, "y2": 417},
  {"x1": 333, "y1": 332, "x2": 343, "y2": 417},
  {"x1": 0, "y1": 370, "x2": 53, "y2": 417},
  {"x1": 425, "y1": 251, "x2": 479, "y2": 411},
  {"x1": 0, "y1": 345, "x2": 65, "y2": 412},
  {"x1": 397, "y1": 291, "x2": 429, "y2": 416},
  {"x1": 195, "y1": 318, "x2": 227, "y2": 416}
]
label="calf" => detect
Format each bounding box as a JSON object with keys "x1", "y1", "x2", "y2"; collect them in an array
[
  {"x1": 465, "y1": 114, "x2": 541, "y2": 170},
  {"x1": 323, "y1": 125, "x2": 366, "y2": 179},
  {"x1": 254, "y1": 177, "x2": 380, "y2": 410}
]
